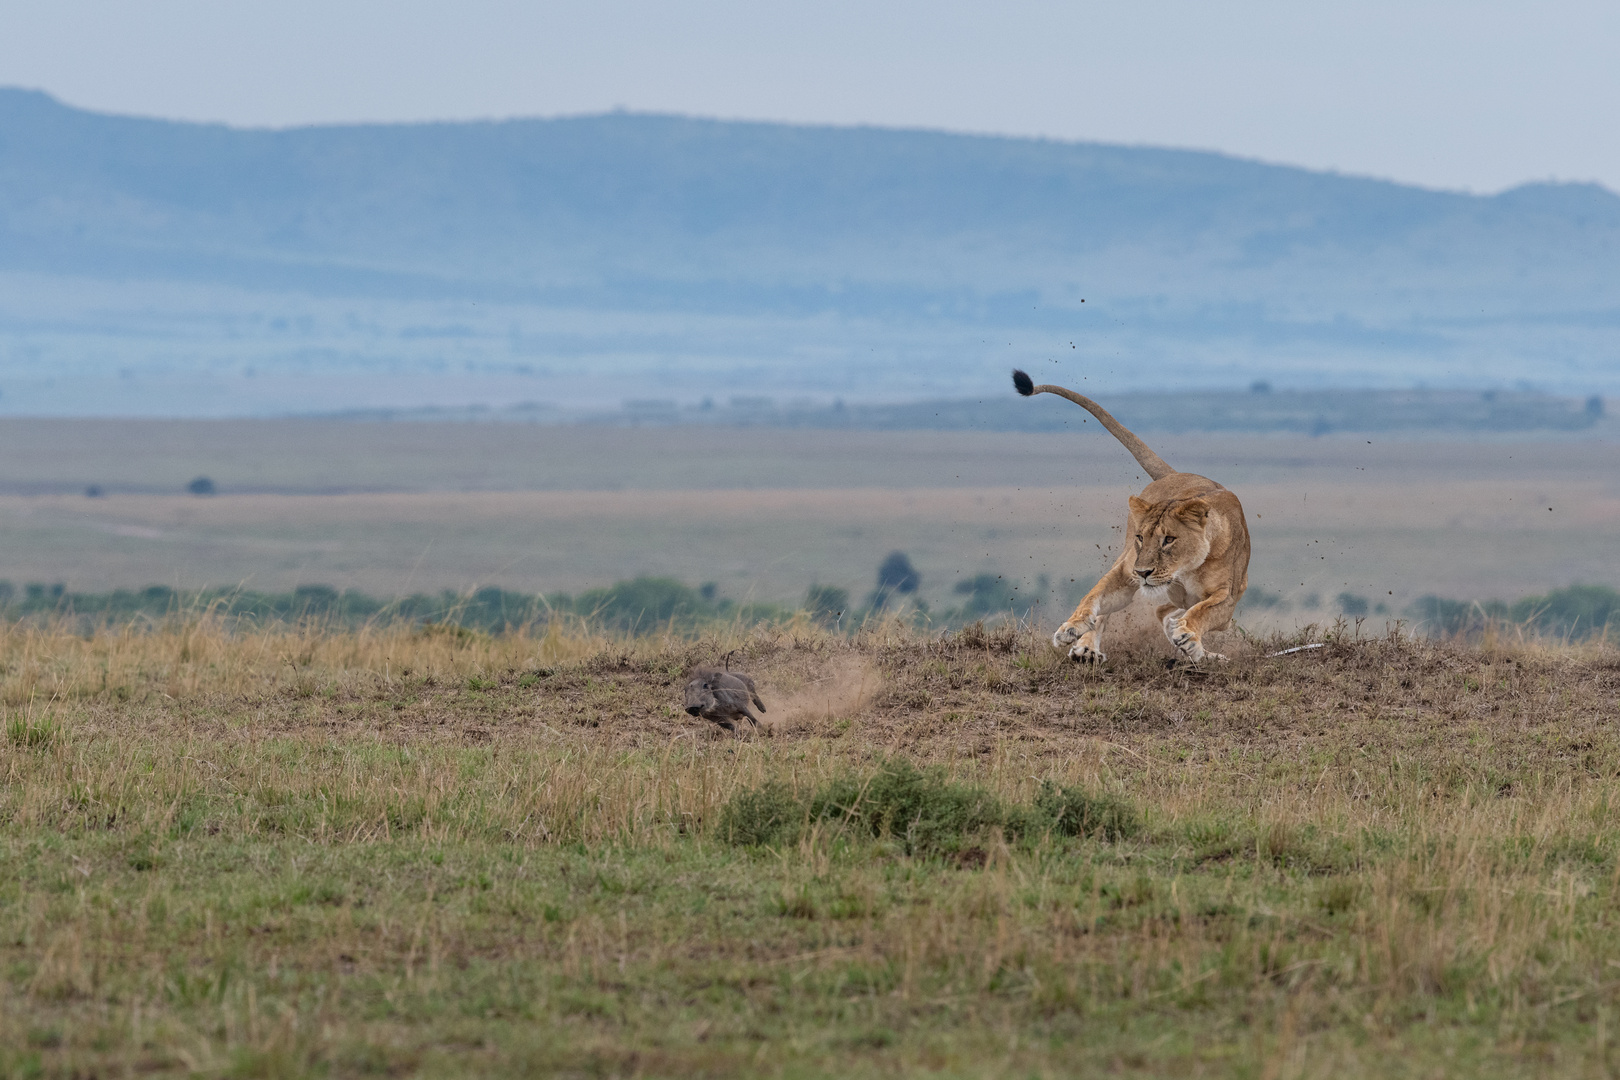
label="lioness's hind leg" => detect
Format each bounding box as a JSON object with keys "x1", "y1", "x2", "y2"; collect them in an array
[
  {"x1": 1167, "y1": 623, "x2": 1214, "y2": 663},
  {"x1": 1168, "y1": 593, "x2": 1236, "y2": 663},
  {"x1": 1156, "y1": 604, "x2": 1187, "y2": 646}
]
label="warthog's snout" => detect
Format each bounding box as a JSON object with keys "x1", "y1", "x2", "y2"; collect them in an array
[{"x1": 685, "y1": 705, "x2": 702, "y2": 716}]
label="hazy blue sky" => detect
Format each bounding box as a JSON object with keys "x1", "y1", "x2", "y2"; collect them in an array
[{"x1": 1, "y1": 0, "x2": 1616, "y2": 194}]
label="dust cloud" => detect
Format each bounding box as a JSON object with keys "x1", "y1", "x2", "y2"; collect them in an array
[{"x1": 763, "y1": 654, "x2": 880, "y2": 734}]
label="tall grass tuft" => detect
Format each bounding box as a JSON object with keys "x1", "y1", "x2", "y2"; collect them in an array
[{"x1": 5, "y1": 712, "x2": 57, "y2": 749}]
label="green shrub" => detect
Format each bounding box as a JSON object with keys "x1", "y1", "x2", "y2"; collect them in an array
[
  {"x1": 952, "y1": 573, "x2": 1018, "y2": 617},
  {"x1": 0, "y1": 575, "x2": 802, "y2": 635},
  {"x1": 1028, "y1": 781, "x2": 1139, "y2": 841},
  {"x1": 717, "y1": 781, "x2": 803, "y2": 846},
  {"x1": 1510, "y1": 584, "x2": 1620, "y2": 641},
  {"x1": 720, "y1": 762, "x2": 1140, "y2": 856},
  {"x1": 1336, "y1": 592, "x2": 1370, "y2": 617},
  {"x1": 575, "y1": 577, "x2": 708, "y2": 632},
  {"x1": 1409, "y1": 585, "x2": 1620, "y2": 641},
  {"x1": 810, "y1": 759, "x2": 1003, "y2": 855},
  {"x1": 1241, "y1": 587, "x2": 1287, "y2": 610},
  {"x1": 1407, "y1": 595, "x2": 1508, "y2": 636}
]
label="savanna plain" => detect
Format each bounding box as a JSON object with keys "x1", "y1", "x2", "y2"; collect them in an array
[
  {"x1": 1, "y1": 420, "x2": 1618, "y2": 614},
  {"x1": 3, "y1": 419, "x2": 1620, "y2": 1078},
  {"x1": 4, "y1": 619, "x2": 1620, "y2": 1078}
]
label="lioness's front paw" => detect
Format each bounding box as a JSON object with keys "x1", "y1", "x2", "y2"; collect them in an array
[
  {"x1": 1053, "y1": 624, "x2": 1082, "y2": 649},
  {"x1": 1169, "y1": 627, "x2": 1206, "y2": 662},
  {"x1": 1068, "y1": 633, "x2": 1106, "y2": 664}
]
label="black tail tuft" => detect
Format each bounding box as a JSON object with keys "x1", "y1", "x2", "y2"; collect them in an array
[{"x1": 1011, "y1": 369, "x2": 1035, "y2": 396}]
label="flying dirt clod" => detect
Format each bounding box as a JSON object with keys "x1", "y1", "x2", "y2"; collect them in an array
[{"x1": 683, "y1": 667, "x2": 767, "y2": 732}]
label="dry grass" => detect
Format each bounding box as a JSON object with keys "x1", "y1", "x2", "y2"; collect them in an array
[{"x1": 3, "y1": 616, "x2": 1620, "y2": 1077}]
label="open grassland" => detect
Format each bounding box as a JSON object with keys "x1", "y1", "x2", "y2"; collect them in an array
[
  {"x1": 2, "y1": 418, "x2": 1618, "y2": 498},
  {"x1": 1, "y1": 479, "x2": 1615, "y2": 616},
  {"x1": 3, "y1": 619, "x2": 1620, "y2": 1077},
  {"x1": 1, "y1": 420, "x2": 1618, "y2": 616},
  {"x1": 3, "y1": 454, "x2": 1620, "y2": 617}
]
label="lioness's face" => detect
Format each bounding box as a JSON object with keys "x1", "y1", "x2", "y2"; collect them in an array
[
  {"x1": 683, "y1": 679, "x2": 716, "y2": 716},
  {"x1": 1128, "y1": 496, "x2": 1211, "y2": 586}
]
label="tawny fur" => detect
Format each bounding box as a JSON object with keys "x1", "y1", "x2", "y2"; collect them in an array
[
  {"x1": 683, "y1": 667, "x2": 767, "y2": 732},
  {"x1": 1013, "y1": 369, "x2": 1251, "y2": 663}
]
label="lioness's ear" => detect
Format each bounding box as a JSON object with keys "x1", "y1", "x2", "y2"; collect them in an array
[
  {"x1": 1127, "y1": 495, "x2": 1152, "y2": 518},
  {"x1": 1175, "y1": 498, "x2": 1210, "y2": 525}
]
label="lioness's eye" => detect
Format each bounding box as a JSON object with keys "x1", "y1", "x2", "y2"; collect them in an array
[{"x1": 1162, "y1": 536, "x2": 1175, "y2": 546}]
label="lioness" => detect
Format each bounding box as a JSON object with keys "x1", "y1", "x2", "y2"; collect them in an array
[{"x1": 1013, "y1": 370, "x2": 1250, "y2": 663}]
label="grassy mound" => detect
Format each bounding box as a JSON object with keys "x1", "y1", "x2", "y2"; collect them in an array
[{"x1": 721, "y1": 760, "x2": 1137, "y2": 853}]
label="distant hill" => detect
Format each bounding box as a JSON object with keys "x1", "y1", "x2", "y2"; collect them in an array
[{"x1": 1, "y1": 88, "x2": 1618, "y2": 417}]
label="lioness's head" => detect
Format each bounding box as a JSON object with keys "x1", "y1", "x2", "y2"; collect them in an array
[
  {"x1": 1127, "y1": 495, "x2": 1212, "y2": 586},
  {"x1": 683, "y1": 675, "x2": 718, "y2": 716}
]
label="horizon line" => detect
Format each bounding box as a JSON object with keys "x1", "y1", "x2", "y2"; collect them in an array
[{"x1": 5, "y1": 84, "x2": 1612, "y2": 201}]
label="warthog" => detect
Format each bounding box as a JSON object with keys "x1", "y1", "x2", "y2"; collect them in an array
[{"x1": 682, "y1": 667, "x2": 767, "y2": 732}]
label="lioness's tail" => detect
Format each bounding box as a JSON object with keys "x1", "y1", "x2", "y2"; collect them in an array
[{"x1": 1012, "y1": 369, "x2": 1175, "y2": 480}]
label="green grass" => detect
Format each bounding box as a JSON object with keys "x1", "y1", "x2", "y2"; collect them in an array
[
  {"x1": 5, "y1": 620, "x2": 1620, "y2": 1076},
  {"x1": 3, "y1": 786, "x2": 1612, "y2": 1078},
  {"x1": 5, "y1": 713, "x2": 57, "y2": 749}
]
